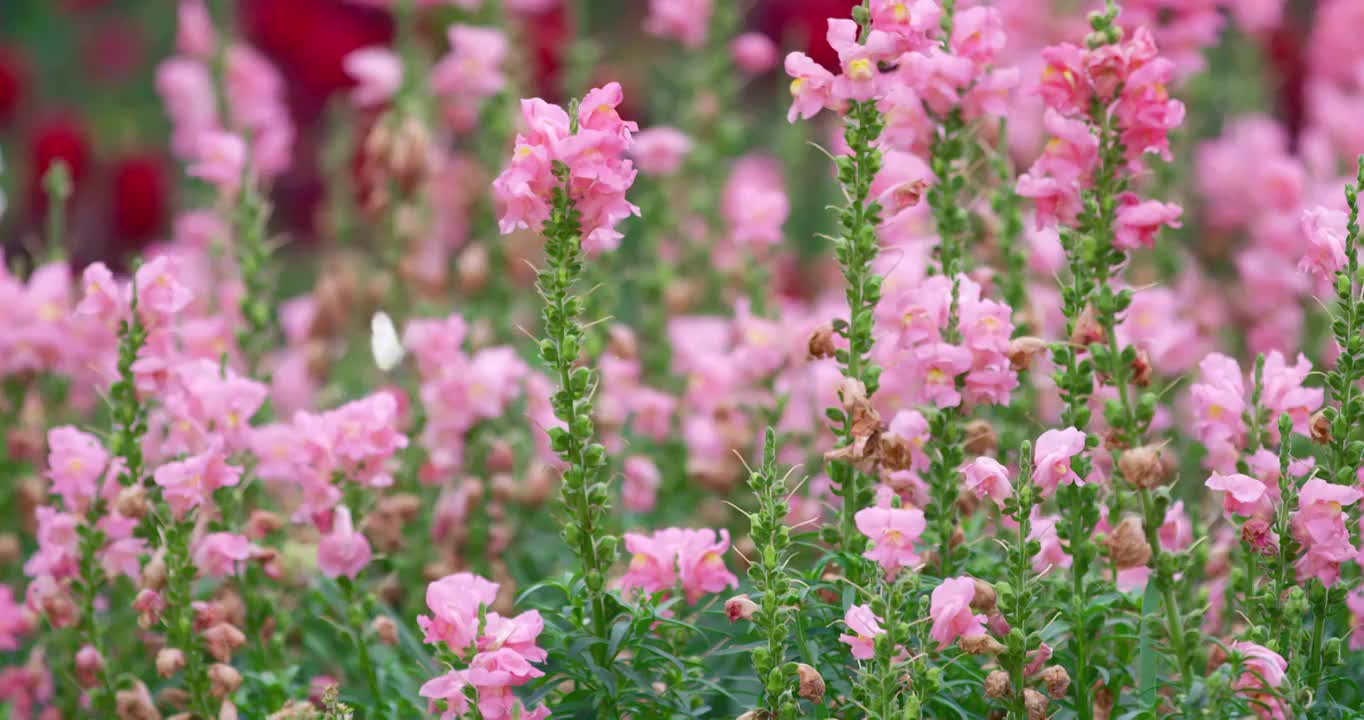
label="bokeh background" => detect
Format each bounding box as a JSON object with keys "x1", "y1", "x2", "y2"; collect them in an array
[{"x1": 0, "y1": 0, "x2": 1309, "y2": 271}]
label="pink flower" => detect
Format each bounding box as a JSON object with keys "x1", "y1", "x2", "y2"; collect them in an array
[
  {"x1": 45, "y1": 426, "x2": 109, "y2": 513},
  {"x1": 784, "y1": 52, "x2": 835, "y2": 122},
  {"x1": 916, "y1": 342, "x2": 973, "y2": 408},
  {"x1": 0, "y1": 585, "x2": 32, "y2": 651},
  {"x1": 1228, "y1": 641, "x2": 1287, "y2": 719},
  {"x1": 75, "y1": 262, "x2": 126, "y2": 323},
  {"x1": 838, "y1": 604, "x2": 884, "y2": 660},
  {"x1": 961, "y1": 457, "x2": 1011, "y2": 508},
  {"x1": 432, "y1": 25, "x2": 509, "y2": 101},
  {"x1": 1191, "y1": 353, "x2": 1246, "y2": 459},
  {"x1": 317, "y1": 506, "x2": 373, "y2": 579},
  {"x1": 418, "y1": 572, "x2": 499, "y2": 652},
  {"x1": 1348, "y1": 591, "x2": 1364, "y2": 650},
  {"x1": 1032, "y1": 427, "x2": 1086, "y2": 497},
  {"x1": 1028, "y1": 508, "x2": 1071, "y2": 573},
  {"x1": 1292, "y1": 479, "x2": 1362, "y2": 586},
  {"x1": 928, "y1": 576, "x2": 987, "y2": 649},
  {"x1": 192, "y1": 533, "x2": 256, "y2": 578},
  {"x1": 1299, "y1": 206, "x2": 1349, "y2": 279},
  {"x1": 1038, "y1": 43, "x2": 1090, "y2": 114},
  {"x1": 177, "y1": 0, "x2": 216, "y2": 59},
  {"x1": 722, "y1": 154, "x2": 789, "y2": 250},
  {"x1": 620, "y1": 528, "x2": 738, "y2": 603},
  {"x1": 419, "y1": 670, "x2": 471, "y2": 720},
  {"x1": 827, "y1": 18, "x2": 897, "y2": 102},
  {"x1": 643, "y1": 0, "x2": 712, "y2": 48},
  {"x1": 630, "y1": 127, "x2": 693, "y2": 176},
  {"x1": 731, "y1": 33, "x2": 777, "y2": 75},
  {"x1": 622, "y1": 455, "x2": 661, "y2": 513},
  {"x1": 1261, "y1": 351, "x2": 1322, "y2": 438},
  {"x1": 870, "y1": 0, "x2": 940, "y2": 51},
  {"x1": 1159, "y1": 501, "x2": 1193, "y2": 551},
  {"x1": 949, "y1": 7, "x2": 1004, "y2": 66},
  {"x1": 187, "y1": 131, "x2": 246, "y2": 194},
  {"x1": 343, "y1": 47, "x2": 402, "y2": 108},
  {"x1": 134, "y1": 255, "x2": 194, "y2": 324},
  {"x1": 466, "y1": 647, "x2": 546, "y2": 719},
  {"x1": 1205, "y1": 472, "x2": 1270, "y2": 518},
  {"x1": 855, "y1": 506, "x2": 926, "y2": 575},
  {"x1": 1114, "y1": 195, "x2": 1183, "y2": 250},
  {"x1": 152, "y1": 442, "x2": 243, "y2": 518},
  {"x1": 478, "y1": 610, "x2": 547, "y2": 664},
  {"x1": 1016, "y1": 171, "x2": 1081, "y2": 228}
]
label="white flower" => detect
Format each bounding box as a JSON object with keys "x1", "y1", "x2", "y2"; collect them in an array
[{"x1": 370, "y1": 311, "x2": 405, "y2": 371}]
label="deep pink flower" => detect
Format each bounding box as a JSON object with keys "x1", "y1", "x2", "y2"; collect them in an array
[{"x1": 929, "y1": 576, "x2": 987, "y2": 649}]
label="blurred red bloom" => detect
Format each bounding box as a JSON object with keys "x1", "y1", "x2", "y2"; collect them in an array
[
  {"x1": 0, "y1": 45, "x2": 29, "y2": 126},
  {"x1": 753, "y1": 0, "x2": 860, "y2": 70},
  {"x1": 109, "y1": 153, "x2": 170, "y2": 249},
  {"x1": 26, "y1": 115, "x2": 92, "y2": 213}
]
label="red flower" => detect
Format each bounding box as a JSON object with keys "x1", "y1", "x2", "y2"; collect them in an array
[
  {"x1": 26, "y1": 115, "x2": 92, "y2": 213},
  {"x1": 109, "y1": 153, "x2": 170, "y2": 250},
  {"x1": 0, "y1": 45, "x2": 29, "y2": 126}
]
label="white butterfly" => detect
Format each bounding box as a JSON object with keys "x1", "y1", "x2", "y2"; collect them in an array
[{"x1": 370, "y1": 311, "x2": 406, "y2": 371}]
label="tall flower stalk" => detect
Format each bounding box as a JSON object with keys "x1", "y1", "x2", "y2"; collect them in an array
[{"x1": 743, "y1": 428, "x2": 801, "y2": 718}]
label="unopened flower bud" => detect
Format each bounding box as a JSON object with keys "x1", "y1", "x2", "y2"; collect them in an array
[
  {"x1": 245, "y1": 510, "x2": 285, "y2": 540},
  {"x1": 808, "y1": 324, "x2": 836, "y2": 359},
  {"x1": 142, "y1": 553, "x2": 168, "y2": 591},
  {"x1": 209, "y1": 663, "x2": 243, "y2": 698},
  {"x1": 0, "y1": 534, "x2": 20, "y2": 566},
  {"x1": 725, "y1": 594, "x2": 758, "y2": 623},
  {"x1": 202, "y1": 622, "x2": 247, "y2": 663},
  {"x1": 1040, "y1": 665, "x2": 1070, "y2": 698},
  {"x1": 1070, "y1": 305, "x2": 1104, "y2": 348},
  {"x1": 156, "y1": 648, "x2": 186, "y2": 679},
  {"x1": 797, "y1": 663, "x2": 825, "y2": 704}
]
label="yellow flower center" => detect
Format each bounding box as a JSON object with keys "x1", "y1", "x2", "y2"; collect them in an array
[
  {"x1": 892, "y1": 3, "x2": 908, "y2": 21},
  {"x1": 789, "y1": 77, "x2": 806, "y2": 96},
  {"x1": 848, "y1": 58, "x2": 875, "y2": 82}
]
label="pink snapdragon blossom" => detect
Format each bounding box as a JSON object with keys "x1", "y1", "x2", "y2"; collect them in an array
[
  {"x1": 961, "y1": 457, "x2": 1011, "y2": 508},
  {"x1": 316, "y1": 506, "x2": 373, "y2": 579},
  {"x1": 1228, "y1": 641, "x2": 1287, "y2": 719},
  {"x1": 192, "y1": 533, "x2": 256, "y2": 578},
  {"x1": 630, "y1": 128, "x2": 693, "y2": 176},
  {"x1": 838, "y1": 604, "x2": 885, "y2": 660},
  {"x1": 418, "y1": 572, "x2": 499, "y2": 652},
  {"x1": 620, "y1": 528, "x2": 738, "y2": 603},
  {"x1": 784, "y1": 52, "x2": 836, "y2": 122},
  {"x1": 855, "y1": 506, "x2": 926, "y2": 575},
  {"x1": 177, "y1": 0, "x2": 216, "y2": 59},
  {"x1": 1204, "y1": 472, "x2": 1270, "y2": 518},
  {"x1": 1299, "y1": 207, "x2": 1349, "y2": 279},
  {"x1": 493, "y1": 83, "x2": 639, "y2": 255},
  {"x1": 915, "y1": 342, "x2": 973, "y2": 408},
  {"x1": 187, "y1": 131, "x2": 247, "y2": 194},
  {"x1": 152, "y1": 442, "x2": 243, "y2": 518},
  {"x1": 1293, "y1": 478, "x2": 1363, "y2": 587},
  {"x1": 432, "y1": 25, "x2": 509, "y2": 101},
  {"x1": 731, "y1": 33, "x2": 778, "y2": 75},
  {"x1": 928, "y1": 577, "x2": 987, "y2": 649},
  {"x1": 1114, "y1": 195, "x2": 1183, "y2": 250},
  {"x1": 45, "y1": 426, "x2": 109, "y2": 513},
  {"x1": 644, "y1": 0, "x2": 712, "y2": 48},
  {"x1": 343, "y1": 47, "x2": 402, "y2": 107},
  {"x1": 419, "y1": 670, "x2": 471, "y2": 719},
  {"x1": 0, "y1": 585, "x2": 32, "y2": 651},
  {"x1": 1032, "y1": 427, "x2": 1087, "y2": 496},
  {"x1": 621, "y1": 455, "x2": 661, "y2": 512}
]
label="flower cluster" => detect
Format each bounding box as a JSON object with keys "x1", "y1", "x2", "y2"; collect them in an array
[
  {"x1": 418, "y1": 572, "x2": 550, "y2": 720},
  {"x1": 619, "y1": 527, "x2": 739, "y2": 604},
  {"x1": 493, "y1": 82, "x2": 641, "y2": 254}
]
